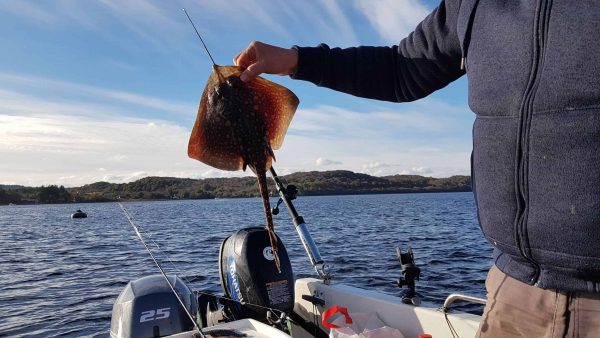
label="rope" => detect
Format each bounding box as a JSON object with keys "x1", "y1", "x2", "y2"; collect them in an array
[{"x1": 443, "y1": 307, "x2": 460, "y2": 338}]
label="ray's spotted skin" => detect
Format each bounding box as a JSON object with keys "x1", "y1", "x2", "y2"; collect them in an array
[{"x1": 188, "y1": 65, "x2": 299, "y2": 272}]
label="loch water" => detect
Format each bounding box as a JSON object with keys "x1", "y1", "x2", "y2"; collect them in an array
[{"x1": 0, "y1": 192, "x2": 493, "y2": 337}]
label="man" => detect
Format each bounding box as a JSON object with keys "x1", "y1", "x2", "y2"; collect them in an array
[{"x1": 233, "y1": 1, "x2": 600, "y2": 337}]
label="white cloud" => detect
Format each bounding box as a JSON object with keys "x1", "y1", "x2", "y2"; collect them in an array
[
  {"x1": 0, "y1": 73, "x2": 195, "y2": 118},
  {"x1": 312, "y1": 0, "x2": 359, "y2": 46},
  {"x1": 2, "y1": 1, "x2": 360, "y2": 60},
  {"x1": 354, "y1": 0, "x2": 430, "y2": 44},
  {"x1": 275, "y1": 102, "x2": 473, "y2": 179},
  {"x1": 185, "y1": 0, "x2": 293, "y2": 41},
  {"x1": 290, "y1": 104, "x2": 461, "y2": 138},
  {"x1": 0, "y1": 73, "x2": 206, "y2": 186},
  {"x1": 316, "y1": 158, "x2": 343, "y2": 166},
  {"x1": 362, "y1": 161, "x2": 390, "y2": 170},
  {"x1": 0, "y1": 102, "x2": 471, "y2": 186},
  {"x1": 0, "y1": 0, "x2": 189, "y2": 51},
  {"x1": 0, "y1": 113, "x2": 195, "y2": 186},
  {"x1": 108, "y1": 155, "x2": 128, "y2": 162},
  {"x1": 0, "y1": 71, "x2": 275, "y2": 186},
  {"x1": 102, "y1": 171, "x2": 149, "y2": 184},
  {"x1": 97, "y1": 0, "x2": 186, "y2": 50},
  {"x1": 197, "y1": 168, "x2": 251, "y2": 179},
  {"x1": 0, "y1": 71, "x2": 472, "y2": 186},
  {"x1": 189, "y1": 0, "x2": 359, "y2": 46},
  {"x1": 402, "y1": 166, "x2": 433, "y2": 175}
]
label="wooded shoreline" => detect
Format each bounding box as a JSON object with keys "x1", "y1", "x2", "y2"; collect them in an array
[{"x1": 0, "y1": 170, "x2": 471, "y2": 205}]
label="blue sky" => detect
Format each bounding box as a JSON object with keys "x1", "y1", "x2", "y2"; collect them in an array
[{"x1": 0, "y1": 0, "x2": 473, "y2": 187}]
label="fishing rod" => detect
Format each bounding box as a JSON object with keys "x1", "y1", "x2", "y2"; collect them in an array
[
  {"x1": 183, "y1": 8, "x2": 217, "y2": 66},
  {"x1": 117, "y1": 202, "x2": 206, "y2": 338},
  {"x1": 117, "y1": 202, "x2": 290, "y2": 328}
]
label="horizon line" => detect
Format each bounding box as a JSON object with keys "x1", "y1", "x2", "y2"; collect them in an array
[{"x1": 0, "y1": 169, "x2": 471, "y2": 188}]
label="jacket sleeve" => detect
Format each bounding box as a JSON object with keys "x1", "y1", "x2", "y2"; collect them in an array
[{"x1": 291, "y1": 0, "x2": 464, "y2": 102}]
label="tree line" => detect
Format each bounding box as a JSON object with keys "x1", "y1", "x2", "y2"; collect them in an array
[
  {"x1": 0, "y1": 185, "x2": 72, "y2": 204},
  {"x1": 0, "y1": 171, "x2": 471, "y2": 205}
]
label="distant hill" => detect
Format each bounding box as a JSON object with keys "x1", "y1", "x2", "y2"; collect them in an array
[
  {"x1": 0, "y1": 170, "x2": 471, "y2": 205},
  {"x1": 281, "y1": 171, "x2": 470, "y2": 196},
  {"x1": 0, "y1": 185, "x2": 25, "y2": 191}
]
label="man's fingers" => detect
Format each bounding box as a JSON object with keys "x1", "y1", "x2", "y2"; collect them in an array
[
  {"x1": 240, "y1": 61, "x2": 265, "y2": 82},
  {"x1": 235, "y1": 41, "x2": 292, "y2": 80},
  {"x1": 234, "y1": 51, "x2": 252, "y2": 68},
  {"x1": 234, "y1": 46, "x2": 255, "y2": 68},
  {"x1": 233, "y1": 52, "x2": 242, "y2": 66}
]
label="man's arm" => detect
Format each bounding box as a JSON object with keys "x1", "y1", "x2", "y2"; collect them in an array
[
  {"x1": 234, "y1": 0, "x2": 464, "y2": 103},
  {"x1": 291, "y1": 0, "x2": 464, "y2": 102}
]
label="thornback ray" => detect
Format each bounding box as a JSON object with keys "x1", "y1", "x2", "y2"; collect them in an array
[{"x1": 188, "y1": 65, "x2": 299, "y2": 272}]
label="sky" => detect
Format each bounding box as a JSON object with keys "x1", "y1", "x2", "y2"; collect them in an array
[{"x1": 0, "y1": 0, "x2": 473, "y2": 187}]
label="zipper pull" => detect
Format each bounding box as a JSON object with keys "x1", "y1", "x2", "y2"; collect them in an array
[{"x1": 460, "y1": 57, "x2": 466, "y2": 70}]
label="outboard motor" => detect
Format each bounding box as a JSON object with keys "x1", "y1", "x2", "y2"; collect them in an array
[
  {"x1": 110, "y1": 275, "x2": 198, "y2": 338},
  {"x1": 219, "y1": 227, "x2": 294, "y2": 322}
]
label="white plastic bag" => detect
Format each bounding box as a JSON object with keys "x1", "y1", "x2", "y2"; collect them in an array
[{"x1": 322, "y1": 306, "x2": 404, "y2": 338}]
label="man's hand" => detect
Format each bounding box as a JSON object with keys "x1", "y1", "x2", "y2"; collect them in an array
[{"x1": 234, "y1": 41, "x2": 298, "y2": 82}]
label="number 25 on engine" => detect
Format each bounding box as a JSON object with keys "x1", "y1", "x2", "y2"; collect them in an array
[{"x1": 139, "y1": 307, "x2": 171, "y2": 323}]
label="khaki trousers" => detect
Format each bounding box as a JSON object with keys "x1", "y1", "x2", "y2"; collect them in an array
[{"x1": 477, "y1": 266, "x2": 600, "y2": 338}]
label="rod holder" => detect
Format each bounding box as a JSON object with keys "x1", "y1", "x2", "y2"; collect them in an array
[{"x1": 269, "y1": 167, "x2": 331, "y2": 282}]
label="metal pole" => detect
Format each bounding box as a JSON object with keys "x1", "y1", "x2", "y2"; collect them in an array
[{"x1": 269, "y1": 167, "x2": 331, "y2": 281}]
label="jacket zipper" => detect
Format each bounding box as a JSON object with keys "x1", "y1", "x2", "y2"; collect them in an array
[
  {"x1": 459, "y1": 0, "x2": 481, "y2": 71},
  {"x1": 515, "y1": 0, "x2": 553, "y2": 285}
]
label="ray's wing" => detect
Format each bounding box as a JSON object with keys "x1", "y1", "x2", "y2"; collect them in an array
[
  {"x1": 244, "y1": 74, "x2": 299, "y2": 150},
  {"x1": 188, "y1": 66, "x2": 299, "y2": 171},
  {"x1": 188, "y1": 66, "x2": 244, "y2": 171}
]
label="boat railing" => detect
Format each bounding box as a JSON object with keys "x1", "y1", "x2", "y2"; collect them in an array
[{"x1": 441, "y1": 293, "x2": 486, "y2": 312}]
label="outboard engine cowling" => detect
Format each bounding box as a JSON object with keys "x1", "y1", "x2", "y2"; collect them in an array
[
  {"x1": 110, "y1": 275, "x2": 197, "y2": 338},
  {"x1": 219, "y1": 227, "x2": 294, "y2": 321}
]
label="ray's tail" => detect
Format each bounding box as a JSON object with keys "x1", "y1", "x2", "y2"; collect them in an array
[{"x1": 256, "y1": 169, "x2": 282, "y2": 273}]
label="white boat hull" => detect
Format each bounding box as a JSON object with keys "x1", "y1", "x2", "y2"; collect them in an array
[
  {"x1": 293, "y1": 278, "x2": 481, "y2": 338},
  {"x1": 165, "y1": 278, "x2": 482, "y2": 338}
]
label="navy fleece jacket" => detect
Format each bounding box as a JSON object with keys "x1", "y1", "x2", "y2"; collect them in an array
[{"x1": 292, "y1": 0, "x2": 600, "y2": 293}]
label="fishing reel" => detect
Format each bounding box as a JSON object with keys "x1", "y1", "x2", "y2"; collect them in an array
[
  {"x1": 396, "y1": 246, "x2": 421, "y2": 306},
  {"x1": 271, "y1": 184, "x2": 298, "y2": 215}
]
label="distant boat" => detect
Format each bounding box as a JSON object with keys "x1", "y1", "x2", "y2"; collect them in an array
[
  {"x1": 71, "y1": 209, "x2": 87, "y2": 219},
  {"x1": 8, "y1": 203, "x2": 15, "y2": 206}
]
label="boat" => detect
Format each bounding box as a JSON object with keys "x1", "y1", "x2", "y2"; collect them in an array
[
  {"x1": 111, "y1": 168, "x2": 485, "y2": 338},
  {"x1": 71, "y1": 209, "x2": 87, "y2": 218}
]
